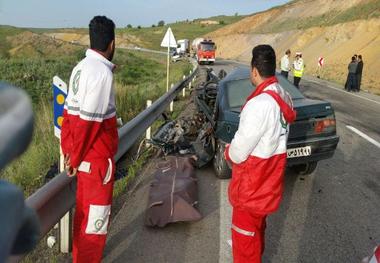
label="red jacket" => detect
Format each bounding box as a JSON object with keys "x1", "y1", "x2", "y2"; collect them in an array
[
  {"x1": 225, "y1": 77, "x2": 296, "y2": 215},
  {"x1": 61, "y1": 49, "x2": 118, "y2": 168}
]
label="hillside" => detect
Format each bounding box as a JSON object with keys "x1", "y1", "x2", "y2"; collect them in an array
[
  {"x1": 36, "y1": 15, "x2": 246, "y2": 50},
  {"x1": 208, "y1": 0, "x2": 380, "y2": 94}
]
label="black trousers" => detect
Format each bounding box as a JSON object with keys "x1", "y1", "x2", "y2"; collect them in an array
[
  {"x1": 357, "y1": 74, "x2": 362, "y2": 91},
  {"x1": 281, "y1": 70, "x2": 289, "y2": 79},
  {"x1": 346, "y1": 73, "x2": 358, "y2": 91},
  {"x1": 294, "y1": 77, "x2": 301, "y2": 89}
]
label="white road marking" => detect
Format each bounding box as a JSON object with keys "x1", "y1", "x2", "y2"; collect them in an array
[
  {"x1": 306, "y1": 79, "x2": 380, "y2": 106},
  {"x1": 346, "y1": 126, "x2": 380, "y2": 149},
  {"x1": 219, "y1": 179, "x2": 233, "y2": 263}
]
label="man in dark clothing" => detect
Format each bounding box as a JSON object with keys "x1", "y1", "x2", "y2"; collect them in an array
[
  {"x1": 357, "y1": 55, "x2": 364, "y2": 92},
  {"x1": 345, "y1": 56, "x2": 358, "y2": 92}
]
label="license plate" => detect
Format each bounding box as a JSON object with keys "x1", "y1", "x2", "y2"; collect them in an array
[{"x1": 287, "y1": 146, "x2": 311, "y2": 158}]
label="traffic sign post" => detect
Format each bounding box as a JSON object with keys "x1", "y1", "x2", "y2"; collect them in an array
[
  {"x1": 53, "y1": 76, "x2": 67, "y2": 139},
  {"x1": 317, "y1": 57, "x2": 325, "y2": 78},
  {"x1": 161, "y1": 27, "x2": 177, "y2": 95},
  {"x1": 52, "y1": 76, "x2": 72, "y2": 253}
]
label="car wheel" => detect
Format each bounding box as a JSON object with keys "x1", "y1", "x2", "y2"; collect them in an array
[
  {"x1": 213, "y1": 140, "x2": 232, "y2": 179},
  {"x1": 292, "y1": 161, "x2": 318, "y2": 175}
]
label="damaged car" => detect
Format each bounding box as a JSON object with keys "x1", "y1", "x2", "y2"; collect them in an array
[{"x1": 195, "y1": 67, "x2": 340, "y2": 179}]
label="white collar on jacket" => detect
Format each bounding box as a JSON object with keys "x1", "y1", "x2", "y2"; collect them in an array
[{"x1": 86, "y1": 49, "x2": 115, "y2": 71}]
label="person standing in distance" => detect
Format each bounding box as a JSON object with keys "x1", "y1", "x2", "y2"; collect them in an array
[
  {"x1": 345, "y1": 56, "x2": 358, "y2": 92},
  {"x1": 356, "y1": 55, "x2": 364, "y2": 92},
  {"x1": 224, "y1": 45, "x2": 296, "y2": 263},
  {"x1": 280, "y1": 49, "x2": 291, "y2": 79},
  {"x1": 293, "y1": 52, "x2": 305, "y2": 89},
  {"x1": 61, "y1": 16, "x2": 118, "y2": 263}
]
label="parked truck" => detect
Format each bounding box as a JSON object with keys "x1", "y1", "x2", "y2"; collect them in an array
[
  {"x1": 191, "y1": 38, "x2": 216, "y2": 65},
  {"x1": 176, "y1": 39, "x2": 190, "y2": 56}
]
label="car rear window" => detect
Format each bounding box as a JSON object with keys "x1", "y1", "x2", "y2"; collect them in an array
[{"x1": 226, "y1": 76, "x2": 304, "y2": 109}]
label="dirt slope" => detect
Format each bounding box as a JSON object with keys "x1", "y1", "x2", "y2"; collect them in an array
[
  {"x1": 208, "y1": 0, "x2": 380, "y2": 94},
  {"x1": 6, "y1": 31, "x2": 81, "y2": 58},
  {"x1": 45, "y1": 32, "x2": 147, "y2": 49}
]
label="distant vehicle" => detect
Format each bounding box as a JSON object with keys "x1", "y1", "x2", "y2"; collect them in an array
[
  {"x1": 191, "y1": 38, "x2": 216, "y2": 65},
  {"x1": 195, "y1": 67, "x2": 340, "y2": 179},
  {"x1": 176, "y1": 39, "x2": 190, "y2": 56}
]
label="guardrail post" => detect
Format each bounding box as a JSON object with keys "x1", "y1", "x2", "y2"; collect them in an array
[
  {"x1": 170, "y1": 83, "x2": 174, "y2": 112},
  {"x1": 146, "y1": 100, "x2": 152, "y2": 147},
  {"x1": 59, "y1": 147, "x2": 72, "y2": 253},
  {"x1": 182, "y1": 75, "x2": 186, "y2": 98}
]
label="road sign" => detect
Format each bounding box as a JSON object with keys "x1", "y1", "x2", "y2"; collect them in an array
[
  {"x1": 318, "y1": 57, "x2": 324, "y2": 67},
  {"x1": 161, "y1": 27, "x2": 177, "y2": 48},
  {"x1": 161, "y1": 27, "x2": 177, "y2": 95},
  {"x1": 53, "y1": 76, "x2": 67, "y2": 139}
]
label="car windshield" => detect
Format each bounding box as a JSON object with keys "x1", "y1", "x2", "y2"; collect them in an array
[
  {"x1": 201, "y1": 43, "x2": 215, "y2": 51},
  {"x1": 226, "y1": 76, "x2": 304, "y2": 110}
]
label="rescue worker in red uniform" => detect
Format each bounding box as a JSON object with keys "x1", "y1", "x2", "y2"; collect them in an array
[
  {"x1": 224, "y1": 45, "x2": 296, "y2": 263},
  {"x1": 61, "y1": 16, "x2": 118, "y2": 263}
]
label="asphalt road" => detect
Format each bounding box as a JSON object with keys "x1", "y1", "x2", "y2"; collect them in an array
[{"x1": 104, "y1": 60, "x2": 380, "y2": 263}]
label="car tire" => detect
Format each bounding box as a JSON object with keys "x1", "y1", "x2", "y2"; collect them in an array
[
  {"x1": 292, "y1": 161, "x2": 318, "y2": 175},
  {"x1": 213, "y1": 140, "x2": 232, "y2": 179}
]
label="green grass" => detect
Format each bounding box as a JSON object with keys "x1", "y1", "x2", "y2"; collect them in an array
[
  {"x1": 255, "y1": 0, "x2": 380, "y2": 33},
  {"x1": 0, "y1": 55, "x2": 82, "y2": 103}
]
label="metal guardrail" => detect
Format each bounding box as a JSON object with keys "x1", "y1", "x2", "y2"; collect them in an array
[{"x1": 24, "y1": 62, "x2": 198, "y2": 242}]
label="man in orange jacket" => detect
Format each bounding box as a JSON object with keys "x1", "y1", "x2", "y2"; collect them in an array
[
  {"x1": 61, "y1": 16, "x2": 118, "y2": 263},
  {"x1": 225, "y1": 45, "x2": 296, "y2": 263}
]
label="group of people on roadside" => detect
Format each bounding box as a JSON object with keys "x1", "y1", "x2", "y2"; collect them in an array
[
  {"x1": 280, "y1": 49, "x2": 305, "y2": 89},
  {"x1": 345, "y1": 54, "x2": 364, "y2": 92}
]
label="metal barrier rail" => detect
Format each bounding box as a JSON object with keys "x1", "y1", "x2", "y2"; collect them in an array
[{"x1": 25, "y1": 63, "x2": 198, "y2": 240}]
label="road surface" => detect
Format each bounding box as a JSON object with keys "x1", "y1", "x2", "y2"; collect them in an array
[{"x1": 104, "y1": 60, "x2": 380, "y2": 263}]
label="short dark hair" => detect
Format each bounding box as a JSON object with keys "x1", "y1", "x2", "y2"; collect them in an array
[
  {"x1": 285, "y1": 49, "x2": 291, "y2": 55},
  {"x1": 89, "y1": 16, "x2": 115, "y2": 52},
  {"x1": 351, "y1": 56, "x2": 356, "y2": 61},
  {"x1": 251, "y1": 45, "x2": 276, "y2": 78},
  {"x1": 358, "y1": 55, "x2": 362, "y2": 59}
]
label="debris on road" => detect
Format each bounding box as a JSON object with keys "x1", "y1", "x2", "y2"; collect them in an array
[
  {"x1": 145, "y1": 156, "x2": 201, "y2": 227},
  {"x1": 191, "y1": 122, "x2": 214, "y2": 168},
  {"x1": 150, "y1": 113, "x2": 214, "y2": 168}
]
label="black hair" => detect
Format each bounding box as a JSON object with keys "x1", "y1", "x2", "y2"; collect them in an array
[
  {"x1": 285, "y1": 49, "x2": 291, "y2": 55},
  {"x1": 351, "y1": 56, "x2": 356, "y2": 61},
  {"x1": 358, "y1": 55, "x2": 362, "y2": 59},
  {"x1": 251, "y1": 45, "x2": 276, "y2": 78},
  {"x1": 89, "y1": 16, "x2": 115, "y2": 52}
]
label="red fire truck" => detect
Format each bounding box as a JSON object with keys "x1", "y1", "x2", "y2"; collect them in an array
[{"x1": 192, "y1": 38, "x2": 216, "y2": 65}]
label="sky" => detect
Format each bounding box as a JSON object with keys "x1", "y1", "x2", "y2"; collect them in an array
[{"x1": 0, "y1": 0, "x2": 289, "y2": 28}]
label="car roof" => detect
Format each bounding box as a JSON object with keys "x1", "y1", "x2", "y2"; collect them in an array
[
  {"x1": 221, "y1": 66, "x2": 251, "y2": 83},
  {"x1": 218, "y1": 66, "x2": 305, "y2": 101},
  {"x1": 221, "y1": 66, "x2": 286, "y2": 82}
]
